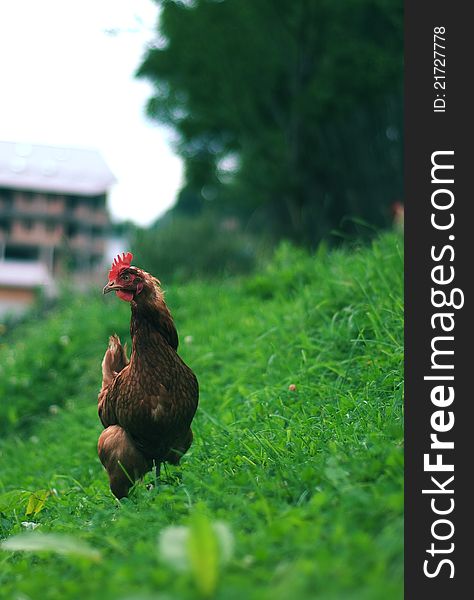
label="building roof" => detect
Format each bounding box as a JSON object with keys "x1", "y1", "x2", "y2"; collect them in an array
[
  {"x1": 0, "y1": 141, "x2": 116, "y2": 196},
  {"x1": 0, "y1": 260, "x2": 54, "y2": 289}
]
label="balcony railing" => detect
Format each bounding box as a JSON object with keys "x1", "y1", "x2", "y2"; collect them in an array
[
  {"x1": 69, "y1": 233, "x2": 90, "y2": 250},
  {"x1": 71, "y1": 205, "x2": 109, "y2": 226},
  {"x1": 68, "y1": 235, "x2": 106, "y2": 253},
  {"x1": 14, "y1": 198, "x2": 65, "y2": 216},
  {"x1": 9, "y1": 223, "x2": 64, "y2": 245}
]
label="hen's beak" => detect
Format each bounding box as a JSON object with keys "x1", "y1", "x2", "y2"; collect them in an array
[{"x1": 103, "y1": 281, "x2": 116, "y2": 294}]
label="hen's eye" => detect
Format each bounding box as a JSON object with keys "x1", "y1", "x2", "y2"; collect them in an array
[{"x1": 121, "y1": 274, "x2": 130, "y2": 282}]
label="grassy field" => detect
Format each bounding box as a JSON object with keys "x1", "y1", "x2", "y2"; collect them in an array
[{"x1": 0, "y1": 234, "x2": 403, "y2": 600}]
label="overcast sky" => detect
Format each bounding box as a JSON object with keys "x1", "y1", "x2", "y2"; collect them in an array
[{"x1": 0, "y1": 0, "x2": 183, "y2": 226}]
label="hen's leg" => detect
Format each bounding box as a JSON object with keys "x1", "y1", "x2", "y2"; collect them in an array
[
  {"x1": 98, "y1": 425, "x2": 152, "y2": 499},
  {"x1": 101, "y1": 335, "x2": 129, "y2": 389},
  {"x1": 166, "y1": 428, "x2": 193, "y2": 465}
]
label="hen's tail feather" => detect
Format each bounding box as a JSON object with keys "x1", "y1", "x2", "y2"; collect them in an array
[
  {"x1": 98, "y1": 425, "x2": 152, "y2": 499},
  {"x1": 101, "y1": 334, "x2": 129, "y2": 389}
]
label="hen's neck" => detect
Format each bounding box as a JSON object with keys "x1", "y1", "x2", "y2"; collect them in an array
[{"x1": 130, "y1": 292, "x2": 179, "y2": 354}]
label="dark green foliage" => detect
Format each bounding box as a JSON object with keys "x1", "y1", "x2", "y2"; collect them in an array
[
  {"x1": 0, "y1": 295, "x2": 130, "y2": 435},
  {"x1": 137, "y1": 0, "x2": 403, "y2": 245},
  {"x1": 131, "y1": 213, "x2": 257, "y2": 281},
  {"x1": 0, "y1": 234, "x2": 403, "y2": 599}
]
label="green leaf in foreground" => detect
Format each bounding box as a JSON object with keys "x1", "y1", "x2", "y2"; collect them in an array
[
  {"x1": 188, "y1": 512, "x2": 219, "y2": 598},
  {"x1": 0, "y1": 532, "x2": 102, "y2": 561},
  {"x1": 158, "y1": 514, "x2": 234, "y2": 598}
]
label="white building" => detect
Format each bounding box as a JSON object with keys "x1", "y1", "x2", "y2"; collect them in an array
[{"x1": 0, "y1": 140, "x2": 116, "y2": 316}]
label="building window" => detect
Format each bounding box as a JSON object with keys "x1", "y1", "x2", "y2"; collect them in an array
[{"x1": 4, "y1": 246, "x2": 39, "y2": 261}]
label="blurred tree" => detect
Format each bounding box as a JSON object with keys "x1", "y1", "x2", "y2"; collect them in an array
[
  {"x1": 131, "y1": 213, "x2": 256, "y2": 281},
  {"x1": 137, "y1": 0, "x2": 402, "y2": 247}
]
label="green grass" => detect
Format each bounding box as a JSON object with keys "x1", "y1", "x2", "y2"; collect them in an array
[{"x1": 0, "y1": 234, "x2": 403, "y2": 600}]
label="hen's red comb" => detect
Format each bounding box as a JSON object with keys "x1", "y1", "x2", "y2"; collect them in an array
[{"x1": 108, "y1": 252, "x2": 133, "y2": 282}]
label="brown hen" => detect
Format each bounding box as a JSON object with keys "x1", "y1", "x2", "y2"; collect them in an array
[{"x1": 97, "y1": 252, "x2": 199, "y2": 498}]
